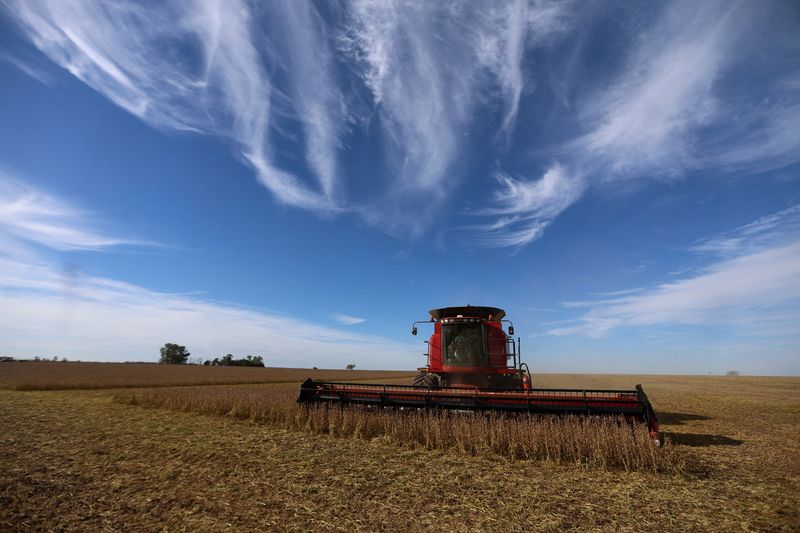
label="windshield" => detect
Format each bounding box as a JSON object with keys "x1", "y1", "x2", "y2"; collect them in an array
[{"x1": 443, "y1": 323, "x2": 484, "y2": 367}]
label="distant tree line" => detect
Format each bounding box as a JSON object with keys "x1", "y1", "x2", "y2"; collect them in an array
[
  {"x1": 204, "y1": 354, "x2": 265, "y2": 367},
  {"x1": 0, "y1": 356, "x2": 69, "y2": 362},
  {"x1": 158, "y1": 343, "x2": 265, "y2": 367}
]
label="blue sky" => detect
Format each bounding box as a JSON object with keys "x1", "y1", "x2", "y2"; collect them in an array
[{"x1": 0, "y1": 1, "x2": 798, "y2": 374}]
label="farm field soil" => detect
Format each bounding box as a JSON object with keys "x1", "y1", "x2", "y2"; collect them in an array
[
  {"x1": 0, "y1": 362, "x2": 415, "y2": 390},
  {"x1": 1, "y1": 374, "x2": 799, "y2": 531}
]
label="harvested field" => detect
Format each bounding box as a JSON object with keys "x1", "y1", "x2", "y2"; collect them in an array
[
  {"x1": 114, "y1": 383, "x2": 681, "y2": 472},
  {"x1": 0, "y1": 362, "x2": 414, "y2": 390},
  {"x1": 2, "y1": 368, "x2": 799, "y2": 531}
]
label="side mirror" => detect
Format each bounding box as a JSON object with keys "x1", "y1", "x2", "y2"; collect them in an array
[
  {"x1": 412, "y1": 326, "x2": 417, "y2": 336},
  {"x1": 508, "y1": 326, "x2": 514, "y2": 336}
]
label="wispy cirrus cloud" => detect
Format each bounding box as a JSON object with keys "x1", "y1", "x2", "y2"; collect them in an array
[
  {"x1": 473, "y1": 1, "x2": 572, "y2": 132},
  {"x1": 475, "y1": 0, "x2": 800, "y2": 248},
  {"x1": 4, "y1": 0, "x2": 339, "y2": 212},
  {"x1": 0, "y1": 49, "x2": 54, "y2": 83},
  {"x1": 263, "y1": 1, "x2": 347, "y2": 201},
  {"x1": 5, "y1": 1, "x2": 798, "y2": 249},
  {"x1": 548, "y1": 205, "x2": 800, "y2": 338},
  {"x1": 340, "y1": 0, "x2": 573, "y2": 235},
  {"x1": 704, "y1": 87, "x2": 800, "y2": 175},
  {"x1": 689, "y1": 205, "x2": 800, "y2": 257},
  {"x1": 4, "y1": 0, "x2": 573, "y2": 238},
  {"x1": 333, "y1": 313, "x2": 366, "y2": 326},
  {"x1": 469, "y1": 164, "x2": 583, "y2": 248},
  {"x1": 0, "y1": 172, "x2": 149, "y2": 253},
  {"x1": 573, "y1": 0, "x2": 737, "y2": 177}
]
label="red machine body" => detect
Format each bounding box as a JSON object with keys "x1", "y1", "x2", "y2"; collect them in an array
[{"x1": 415, "y1": 305, "x2": 524, "y2": 389}]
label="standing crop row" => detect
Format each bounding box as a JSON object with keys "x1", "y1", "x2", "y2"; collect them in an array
[{"x1": 115, "y1": 383, "x2": 684, "y2": 472}]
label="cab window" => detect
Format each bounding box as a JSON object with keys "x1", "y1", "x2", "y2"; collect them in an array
[{"x1": 443, "y1": 323, "x2": 484, "y2": 367}]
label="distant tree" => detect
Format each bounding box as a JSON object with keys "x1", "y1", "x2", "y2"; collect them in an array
[
  {"x1": 726, "y1": 370, "x2": 740, "y2": 376},
  {"x1": 243, "y1": 355, "x2": 265, "y2": 368},
  {"x1": 159, "y1": 343, "x2": 190, "y2": 365},
  {"x1": 346, "y1": 363, "x2": 356, "y2": 370}
]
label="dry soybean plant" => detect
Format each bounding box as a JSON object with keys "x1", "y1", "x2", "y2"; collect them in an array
[{"x1": 114, "y1": 384, "x2": 684, "y2": 473}]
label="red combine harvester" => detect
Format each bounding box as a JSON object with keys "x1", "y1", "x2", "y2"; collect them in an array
[{"x1": 299, "y1": 306, "x2": 660, "y2": 443}]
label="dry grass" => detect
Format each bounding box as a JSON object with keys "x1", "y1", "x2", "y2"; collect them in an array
[
  {"x1": 0, "y1": 362, "x2": 414, "y2": 390},
  {"x1": 114, "y1": 383, "x2": 682, "y2": 472}
]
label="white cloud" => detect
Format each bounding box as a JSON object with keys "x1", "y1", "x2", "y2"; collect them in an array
[
  {"x1": 475, "y1": 0, "x2": 739, "y2": 246},
  {"x1": 333, "y1": 313, "x2": 366, "y2": 326},
  {"x1": 4, "y1": 0, "x2": 573, "y2": 239},
  {"x1": 690, "y1": 205, "x2": 800, "y2": 257},
  {"x1": 0, "y1": 172, "x2": 147, "y2": 252},
  {"x1": 0, "y1": 262, "x2": 414, "y2": 367},
  {"x1": 705, "y1": 94, "x2": 800, "y2": 174},
  {"x1": 474, "y1": 1, "x2": 571, "y2": 131},
  {"x1": 470, "y1": 164, "x2": 584, "y2": 247},
  {"x1": 5, "y1": 1, "x2": 797, "y2": 249},
  {"x1": 340, "y1": 0, "x2": 480, "y2": 234},
  {"x1": 341, "y1": 0, "x2": 572, "y2": 235},
  {"x1": 575, "y1": 3, "x2": 800, "y2": 181},
  {"x1": 477, "y1": 1, "x2": 800, "y2": 248},
  {"x1": 550, "y1": 242, "x2": 800, "y2": 337},
  {"x1": 549, "y1": 206, "x2": 800, "y2": 338},
  {"x1": 573, "y1": 1, "x2": 737, "y2": 177},
  {"x1": 5, "y1": 0, "x2": 573, "y2": 238},
  {"x1": 0, "y1": 172, "x2": 414, "y2": 367},
  {"x1": 4, "y1": 0, "x2": 338, "y2": 212},
  {"x1": 264, "y1": 1, "x2": 347, "y2": 201},
  {"x1": 0, "y1": 50, "x2": 54, "y2": 83}
]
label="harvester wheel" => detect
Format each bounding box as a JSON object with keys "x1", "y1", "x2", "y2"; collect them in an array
[{"x1": 413, "y1": 372, "x2": 440, "y2": 389}]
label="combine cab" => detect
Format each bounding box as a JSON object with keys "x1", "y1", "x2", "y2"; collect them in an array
[{"x1": 299, "y1": 306, "x2": 660, "y2": 443}]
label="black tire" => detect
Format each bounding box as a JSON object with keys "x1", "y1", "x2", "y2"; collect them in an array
[{"x1": 413, "y1": 372, "x2": 440, "y2": 389}]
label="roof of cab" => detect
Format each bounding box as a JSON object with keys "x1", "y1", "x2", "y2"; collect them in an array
[{"x1": 428, "y1": 306, "x2": 506, "y2": 321}]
